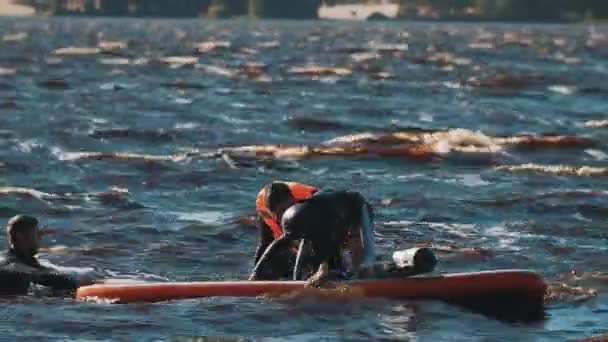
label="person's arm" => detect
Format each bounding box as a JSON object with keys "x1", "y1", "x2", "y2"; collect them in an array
[
  {"x1": 249, "y1": 235, "x2": 295, "y2": 280},
  {"x1": 30, "y1": 266, "x2": 80, "y2": 291},
  {"x1": 254, "y1": 215, "x2": 274, "y2": 265}
]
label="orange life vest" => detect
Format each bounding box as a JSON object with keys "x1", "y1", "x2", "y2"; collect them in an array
[{"x1": 256, "y1": 182, "x2": 318, "y2": 240}]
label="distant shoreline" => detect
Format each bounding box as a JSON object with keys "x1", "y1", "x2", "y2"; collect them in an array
[
  {"x1": 0, "y1": 1, "x2": 605, "y2": 24},
  {"x1": 0, "y1": 0, "x2": 35, "y2": 16}
]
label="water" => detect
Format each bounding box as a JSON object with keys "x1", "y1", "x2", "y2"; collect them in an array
[{"x1": 1, "y1": 17, "x2": 607, "y2": 341}]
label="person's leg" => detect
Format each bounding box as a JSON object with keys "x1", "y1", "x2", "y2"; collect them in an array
[{"x1": 249, "y1": 235, "x2": 294, "y2": 280}]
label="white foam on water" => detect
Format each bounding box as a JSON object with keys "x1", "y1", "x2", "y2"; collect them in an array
[
  {"x1": 91, "y1": 117, "x2": 108, "y2": 124},
  {"x1": 173, "y1": 97, "x2": 193, "y2": 105},
  {"x1": 0, "y1": 66, "x2": 16, "y2": 75},
  {"x1": 460, "y1": 174, "x2": 491, "y2": 187},
  {"x1": 218, "y1": 114, "x2": 255, "y2": 125},
  {"x1": 104, "y1": 270, "x2": 170, "y2": 282},
  {"x1": 585, "y1": 149, "x2": 608, "y2": 161},
  {"x1": 409, "y1": 128, "x2": 504, "y2": 155},
  {"x1": 80, "y1": 296, "x2": 120, "y2": 304},
  {"x1": 174, "y1": 211, "x2": 230, "y2": 225},
  {"x1": 311, "y1": 168, "x2": 328, "y2": 175},
  {"x1": 230, "y1": 102, "x2": 249, "y2": 109},
  {"x1": 434, "y1": 140, "x2": 451, "y2": 154},
  {"x1": 485, "y1": 224, "x2": 546, "y2": 251},
  {"x1": 497, "y1": 164, "x2": 608, "y2": 177},
  {"x1": 98, "y1": 57, "x2": 130, "y2": 65},
  {"x1": 548, "y1": 85, "x2": 576, "y2": 95},
  {"x1": 99, "y1": 82, "x2": 135, "y2": 90},
  {"x1": 584, "y1": 120, "x2": 608, "y2": 128},
  {"x1": 396, "y1": 173, "x2": 426, "y2": 180},
  {"x1": 443, "y1": 81, "x2": 462, "y2": 89},
  {"x1": 16, "y1": 139, "x2": 42, "y2": 153},
  {"x1": 174, "y1": 122, "x2": 199, "y2": 129},
  {"x1": 50, "y1": 147, "x2": 81, "y2": 161},
  {"x1": 3, "y1": 32, "x2": 28, "y2": 42},
  {"x1": 383, "y1": 220, "x2": 415, "y2": 227},
  {"x1": 444, "y1": 174, "x2": 491, "y2": 187},
  {"x1": 419, "y1": 112, "x2": 434, "y2": 122},
  {"x1": 0, "y1": 187, "x2": 57, "y2": 200},
  {"x1": 38, "y1": 259, "x2": 95, "y2": 275},
  {"x1": 319, "y1": 76, "x2": 340, "y2": 84},
  {"x1": 573, "y1": 213, "x2": 592, "y2": 222},
  {"x1": 426, "y1": 222, "x2": 478, "y2": 238},
  {"x1": 485, "y1": 225, "x2": 521, "y2": 251}
]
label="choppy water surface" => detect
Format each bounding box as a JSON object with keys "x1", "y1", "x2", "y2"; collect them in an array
[{"x1": 1, "y1": 17, "x2": 608, "y2": 341}]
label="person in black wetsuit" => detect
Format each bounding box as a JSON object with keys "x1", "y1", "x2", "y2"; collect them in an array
[
  {"x1": 0, "y1": 215, "x2": 91, "y2": 295},
  {"x1": 249, "y1": 189, "x2": 378, "y2": 286}
]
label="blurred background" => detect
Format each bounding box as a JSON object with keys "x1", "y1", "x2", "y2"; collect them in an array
[
  {"x1": 1, "y1": 0, "x2": 608, "y2": 21},
  {"x1": 1, "y1": 0, "x2": 607, "y2": 341}
]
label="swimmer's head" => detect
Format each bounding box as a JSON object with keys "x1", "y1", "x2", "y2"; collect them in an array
[
  {"x1": 7, "y1": 215, "x2": 40, "y2": 257},
  {"x1": 265, "y1": 182, "x2": 296, "y2": 222}
]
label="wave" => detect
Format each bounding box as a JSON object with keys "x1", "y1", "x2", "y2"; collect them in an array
[
  {"x1": 0, "y1": 186, "x2": 60, "y2": 200},
  {"x1": 197, "y1": 63, "x2": 272, "y2": 82},
  {"x1": 54, "y1": 150, "x2": 188, "y2": 163},
  {"x1": 52, "y1": 46, "x2": 103, "y2": 56},
  {"x1": 545, "y1": 283, "x2": 597, "y2": 303},
  {"x1": 52, "y1": 128, "x2": 595, "y2": 165},
  {"x1": 383, "y1": 189, "x2": 608, "y2": 209},
  {"x1": 219, "y1": 143, "x2": 438, "y2": 160},
  {"x1": 494, "y1": 136, "x2": 594, "y2": 148},
  {"x1": 88, "y1": 128, "x2": 176, "y2": 142},
  {"x1": 2, "y1": 32, "x2": 28, "y2": 43},
  {"x1": 496, "y1": 164, "x2": 608, "y2": 177},
  {"x1": 97, "y1": 40, "x2": 128, "y2": 52},
  {"x1": 324, "y1": 129, "x2": 591, "y2": 153},
  {"x1": 288, "y1": 65, "x2": 352, "y2": 77},
  {"x1": 463, "y1": 72, "x2": 545, "y2": 91},
  {"x1": 575, "y1": 335, "x2": 608, "y2": 342},
  {"x1": 0, "y1": 186, "x2": 141, "y2": 210},
  {"x1": 545, "y1": 271, "x2": 608, "y2": 304},
  {"x1": 193, "y1": 41, "x2": 231, "y2": 54},
  {"x1": 0, "y1": 66, "x2": 16, "y2": 76},
  {"x1": 324, "y1": 129, "x2": 499, "y2": 151},
  {"x1": 584, "y1": 120, "x2": 608, "y2": 128},
  {"x1": 156, "y1": 56, "x2": 199, "y2": 67},
  {"x1": 412, "y1": 241, "x2": 494, "y2": 260}
]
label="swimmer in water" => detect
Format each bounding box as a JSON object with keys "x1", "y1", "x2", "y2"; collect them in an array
[
  {"x1": 254, "y1": 181, "x2": 319, "y2": 278},
  {"x1": 250, "y1": 187, "x2": 378, "y2": 286},
  {"x1": 0, "y1": 215, "x2": 93, "y2": 295}
]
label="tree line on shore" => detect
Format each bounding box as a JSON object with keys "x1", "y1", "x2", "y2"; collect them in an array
[
  {"x1": 14, "y1": 0, "x2": 320, "y2": 18},
  {"x1": 14, "y1": 0, "x2": 608, "y2": 21}
]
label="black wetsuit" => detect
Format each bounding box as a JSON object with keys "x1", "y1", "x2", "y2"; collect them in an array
[
  {"x1": 250, "y1": 190, "x2": 373, "y2": 281},
  {"x1": 0, "y1": 249, "x2": 79, "y2": 295}
]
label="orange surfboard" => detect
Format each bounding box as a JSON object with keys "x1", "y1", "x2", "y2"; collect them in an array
[{"x1": 76, "y1": 270, "x2": 546, "y2": 306}]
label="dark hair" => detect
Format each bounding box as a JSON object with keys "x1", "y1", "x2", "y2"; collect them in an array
[
  {"x1": 265, "y1": 182, "x2": 293, "y2": 212},
  {"x1": 6, "y1": 215, "x2": 38, "y2": 243}
]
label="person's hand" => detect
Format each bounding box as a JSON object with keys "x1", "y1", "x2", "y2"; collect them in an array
[{"x1": 305, "y1": 262, "x2": 329, "y2": 288}]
